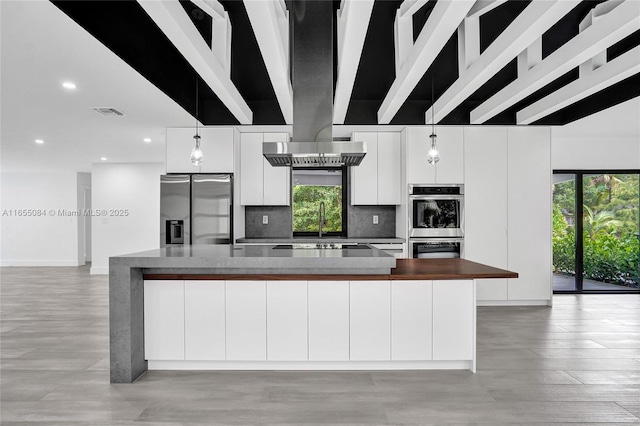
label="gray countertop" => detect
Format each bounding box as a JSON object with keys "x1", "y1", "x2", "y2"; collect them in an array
[
  {"x1": 236, "y1": 237, "x2": 405, "y2": 244},
  {"x1": 111, "y1": 244, "x2": 396, "y2": 275}
]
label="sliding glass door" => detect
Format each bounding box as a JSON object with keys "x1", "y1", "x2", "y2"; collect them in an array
[{"x1": 553, "y1": 171, "x2": 639, "y2": 293}]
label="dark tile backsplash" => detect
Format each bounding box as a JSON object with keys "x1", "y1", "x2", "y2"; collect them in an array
[
  {"x1": 347, "y1": 205, "x2": 396, "y2": 238},
  {"x1": 245, "y1": 204, "x2": 396, "y2": 239},
  {"x1": 245, "y1": 206, "x2": 293, "y2": 238}
]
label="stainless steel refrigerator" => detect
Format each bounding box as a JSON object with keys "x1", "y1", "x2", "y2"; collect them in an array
[{"x1": 160, "y1": 174, "x2": 233, "y2": 247}]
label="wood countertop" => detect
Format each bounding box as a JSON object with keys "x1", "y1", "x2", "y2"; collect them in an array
[{"x1": 143, "y1": 258, "x2": 518, "y2": 281}]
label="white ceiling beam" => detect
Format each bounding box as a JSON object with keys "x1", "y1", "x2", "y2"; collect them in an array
[
  {"x1": 394, "y1": 12, "x2": 414, "y2": 75},
  {"x1": 191, "y1": 0, "x2": 225, "y2": 20},
  {"x1": 517, "y1": 37, "x2": 542, "y2": 76},
  {"x1": 425, "y1": 0, "x2": 580, "y2": 124},
  {"x1": 211, "y1": 9, "x2": 232, "y2": 76},
  {"x1": 467, "y1": 0, "x2": 508, "y2": 18},
  {"x1": 458, "y1": 16, "x2": 480, "y2": 75},
  {"x1": 378, "y1": 0, "x2": 475, "y2": 124},
  {"x1": 398, "y1": 0, "x2": 430, "y2": 18},
  {"x1": 243, "y1": 0, "x2": 293, "y2": 124},
  {"x1": 333, "y1": 0, "x2": 375, "y2": 124},
  {"x1": 138, "y1": 0, "x2": 253, "y2": 124},
  {"x1": 471, "y1": 0, "x2": 640, "y2": 124},
  {"x1": 517, "y1": 46, "x2": 640, "y2": 124}
]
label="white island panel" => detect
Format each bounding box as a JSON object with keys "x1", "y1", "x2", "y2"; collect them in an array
[
  {"x1": 144, "y1": 280, "x2": 185, "y2": 360},
  {"x1": 267, "y1": 281, "x2": 308, "y2": 361},
  {"x1": 225, "y1": 281, "x2": 267, "y2": 360},
  {"x1": 433, "y1": 280, "x2": 474, "y2": 361},
  {"x1": 350, "y1": 281, "x2": 391, "y2": 361},
  {"x1": 308, "y1": 281, "x2": 350, "y2": 361},
  {"x1": 184, "y1": 280, "x2": 225, "y2": 361},
  {"x1": 391, "y1": 280, "x2": 433, "y2": 360}
]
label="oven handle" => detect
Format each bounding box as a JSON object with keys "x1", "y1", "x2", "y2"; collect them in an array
[{"x1": 409, "y1": 195, "x2": 464, "y2": 200}]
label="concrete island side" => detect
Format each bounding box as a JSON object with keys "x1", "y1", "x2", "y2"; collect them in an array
[{"x1": 109, "y1": 245, "x2": 516, "y2": 383}]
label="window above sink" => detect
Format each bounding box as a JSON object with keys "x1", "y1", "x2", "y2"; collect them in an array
[{"x1": 292, "y1": 167, "x2": 347, "y2": 238}]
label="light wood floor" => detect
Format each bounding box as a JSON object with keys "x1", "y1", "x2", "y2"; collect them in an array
[{"x1": 1, "y1": 265, "x2": 639, "y2": 425}]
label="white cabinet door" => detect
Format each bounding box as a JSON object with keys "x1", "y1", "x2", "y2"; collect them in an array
[
  {"x1": 308, "y1": 281, "x2": 350, "y2": 361},
  {"x1": 406, "y1": 127, "x2": 463, "y2": 185},
  {"x1": 266, "y1": 281, "x2": 308, "y2": 361},
  {"x1": 464, "y1": 127, "x2": 509, "y2": 301},
  {"x1": 198, "y1": 128, "x2": 234, "y2": 173},
  {"x1": 406, "y1": 127, "x2": 436, "y2": 185},
  {"x1": 377, "y1": 132, "x2": 402, "y2": 205},
  {"x1": 507, "y1": 127, "x2": 552, "y2": 301},
  {"x1": 349, "y1": 281, "x2": 391, "y2": 361},
  {"x1": 166, "y1": 128, "x2": 200, "y2": 173},
  {"x1": 433, "y1": 280, "x2": 474, "y2": 360},
  {"x1": 239, "y1": 133, "x2": 264, "y2": 205},
  {"x1": 391, "y1": 280, "x2": 433, "y2": 360},
  {"x1": 434, "y1": 127, "x2": 464, "y2": 184},
  {"x1": 184, "y1": 280, "x2": 225, "y2": 361},
  {"x1": 144, "y1": 280, "x2": 185, "y2": 360},
  {"x1": 225, "y1": 281, "x2": 267, "y2": 360},
  {"x1": 263, "y1": 133, "x2": 290, "y2": 206},
  {"x1": 351, "y1": 132, "x2": 378, "y2": 205}
]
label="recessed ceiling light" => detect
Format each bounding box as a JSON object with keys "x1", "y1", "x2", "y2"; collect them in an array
[
  {"x1": 100, "y1": 157, "x2": 107, "y2": 161},
  {"x1": 62, "y1": 81, "x2": 77, "y2": 90},
  {"x1": 143, "y1": 138, "x2": 152, "y2": 143},
  {"x1": 35, "y1": 139, "x2": 44, "y2": 144}
]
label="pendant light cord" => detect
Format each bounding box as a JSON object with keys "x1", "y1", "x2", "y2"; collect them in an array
[
  {"x1": 431, "y1": 79, "x2": 435, "y2": 133},
  {"x1": 195, "y1": 77, "x2": 199, "y2": 135}
]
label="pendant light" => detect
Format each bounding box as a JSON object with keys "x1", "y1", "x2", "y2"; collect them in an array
[
  {"x1": 427, "y1": 79, "x2": 440, "y2": 165},
  {"x1": 190, "y1": 77, "x2": 204, "y2": 166}
]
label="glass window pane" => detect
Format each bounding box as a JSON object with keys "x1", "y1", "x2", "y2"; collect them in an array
[
  {"x1": 582, "y1": 173, "x2": 639, "y2": 291},
  {"x1": 292, "y1": 169, "x2": 342, "y2": 233},
  {"x1": 553, "y1": 174, "x2": 577, "y2": 291}
]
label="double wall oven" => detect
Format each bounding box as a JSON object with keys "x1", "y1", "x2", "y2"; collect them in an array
[{"x1": 409, "y1": 184, "x2": 464, "y2": 258}]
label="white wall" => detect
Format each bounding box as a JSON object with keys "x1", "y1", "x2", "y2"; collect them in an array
[
  {"x1": 551, "y1": 97, "x2": 640, "y2": 170},
  {"x1": 0, "y1": 172, "x2": 81, "y2": 266},
  {"x1": 551, "y1": 136, "x2": 640, "y2": 170},
  {"x1": 91, "y1": 163, "x2": 164, "y2": 274}
]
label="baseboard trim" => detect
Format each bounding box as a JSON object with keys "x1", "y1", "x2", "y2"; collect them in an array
[
  {"x1": 0, "y1": 260, "x2": 80, "y2": 267},
  {"x1": 147, "y1": 360, "x2": 473, "y2": 371},
  {"x1": 477, "y1": 300, "x2": 551, "y2": 307},
  {"x1": 90, "y1": 266, "x2": 109, "y2": 275}
]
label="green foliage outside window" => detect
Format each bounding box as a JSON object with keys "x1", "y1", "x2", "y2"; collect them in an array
[
  {"x1": 552, "y1": 174, "x2": 639, "y2": 288},
  {"x1": 292, "y1": 185, "x2": 342, "y2": 233}
]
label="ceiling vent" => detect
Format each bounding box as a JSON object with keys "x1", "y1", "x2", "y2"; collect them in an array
[{"x1": 92, "y1": 107, "x2": 126, "y2": 116}]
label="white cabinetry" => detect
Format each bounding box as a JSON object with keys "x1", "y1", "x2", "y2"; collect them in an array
[
  {"x1": 239, "y1": 132, "x2": 290, "y2": 206},
  {"x1": 351, "y1": 132, "x2": 401, "y2": 205},
  {"x1": 166, "y1": 127, "x2": 234, "y2": 173},
  {"x1": 433, "y1": 280, "x2": 474, "y2": 360},
  {"x1": 464, "y1": 128, "x2": 509, "y2": 301},
  {"x1": 225, "y1": 281, "x2": 267, "y2": 360},
  {"x1": 463, "y1": 127, "x2": 551, "y2": 304},
  {"x1": 144, "y1": 278, "x2": 476, "y2": 370},
  {"x1": 406, "y1": 127, "x2": 464, "y2": 185},
  {"x1": 266, "y1": 281, "x2": 308, "y2": 361},
  {"x1": 144, "y1": 280, "x2": 185, "y2": 360},
  {"x1": 308, "y1": 281, "x2": 350, "y2": 361},
  {"x1": 184, "y1": 280, "x2": 225, "y2": 361},
  {"x1": 349, "y1": 281, "x2": 391, "y2": 360},
  {"x1": 507, "y1": 127, "x2": 551, "y2": 301},
  {"x1": 391, "y1": 280, "x2": 432, "y2": 360}
]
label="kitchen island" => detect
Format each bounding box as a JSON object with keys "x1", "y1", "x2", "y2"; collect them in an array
[{"x1": 110, "y1": 245, "x2": 516, "y2": 383}]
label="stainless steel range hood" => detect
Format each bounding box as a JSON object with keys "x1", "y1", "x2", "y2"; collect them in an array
[
  {"x1": 262, "y1": 0, "x2": 366, "y2": 167},
  {"x1": 263, "y1": 140, "x2": 365, "y2": 167}
]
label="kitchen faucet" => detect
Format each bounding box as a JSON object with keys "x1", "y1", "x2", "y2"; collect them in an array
[{"x1": 318, "y1": 201, "x2": 326, "y2": 238}]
